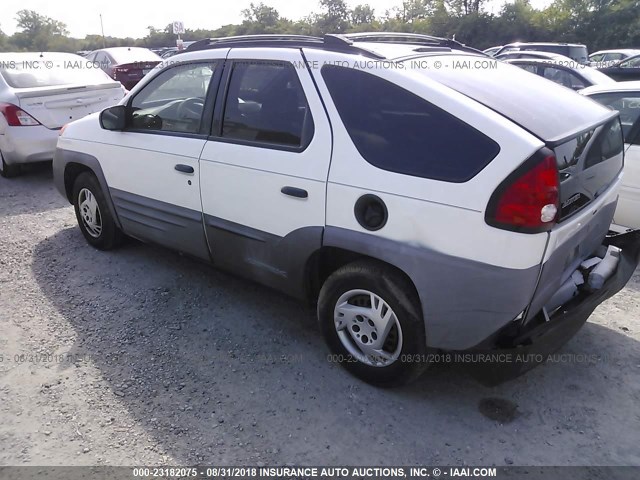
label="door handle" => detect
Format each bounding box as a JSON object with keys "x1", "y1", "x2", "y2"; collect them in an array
[
  {"x1": 281, "y1": 186, "x2": 308, "y2": 199},
  {"x1": 175, "y1": 164, "x2": 194, "y2": 174}
]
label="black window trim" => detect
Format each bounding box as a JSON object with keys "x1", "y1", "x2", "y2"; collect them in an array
[
  {"x1": 208, "y1": 58, "x2": 315, "y2": 153},
  {"x1": 123, "y1": 59, "x2": 222, "y2": 140}
]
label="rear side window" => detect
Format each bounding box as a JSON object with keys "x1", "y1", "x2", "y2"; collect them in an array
[
  {"x1": 221, "y1": 61, "x2": 314, "y2": 149},
  {"x1": 321, "y1": 65, "x2": 500, "y2": 183}
]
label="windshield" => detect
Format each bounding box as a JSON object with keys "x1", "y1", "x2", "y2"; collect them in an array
[
  {"x1": 0, "y1": 55, "x2": 113, "y2": 88},
  {"x1": 109, "y1": 48, "x2": 161, "y2": 65}
]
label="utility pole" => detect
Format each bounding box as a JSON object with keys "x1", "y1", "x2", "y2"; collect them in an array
[{"x1": 100, "y1": 14, "x2": 106, "y2": 48}]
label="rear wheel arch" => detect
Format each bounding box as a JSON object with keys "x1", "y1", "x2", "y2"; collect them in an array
[
  {"x1": 305, "y1": 246, "x2": 422, "y2": 311},
  {"x1": 316, "y1": 256, "x2": 428, "y2": 386}
]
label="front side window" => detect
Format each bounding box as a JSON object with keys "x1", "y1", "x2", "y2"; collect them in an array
[
  {"x1": 130, "y1": 62, "x2": 216, "y2": 134},
  {"x1": 221, "y1": 61, "x2": 314, "y2": 148},
  {"x1": 321, "y1": 65, "x2": 500, "y2": 183}
]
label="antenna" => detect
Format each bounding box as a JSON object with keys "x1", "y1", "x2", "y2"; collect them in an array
[{"x1": 99, "y1": 14, "x2": 106, "y2": 48}]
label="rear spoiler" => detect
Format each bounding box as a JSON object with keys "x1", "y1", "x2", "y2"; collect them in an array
[
  {"x1": 13, "y1": 82, "x2": 122, "y2": 100},
  {"x1": 545, "y1": 109, "x2": 619, "y2": 148}
]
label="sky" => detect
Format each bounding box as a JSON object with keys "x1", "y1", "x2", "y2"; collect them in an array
[{"x1": 1, "y1": 0, "x2": 554, "y2": 39}]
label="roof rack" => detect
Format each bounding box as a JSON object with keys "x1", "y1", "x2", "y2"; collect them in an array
[
  {"x1": 342, "y1": 32, "x2": 486, "y2": 55},
  {"x1": 185, "y1": 34, "x2": 385, "y2": 59},
  {"x1": 184, "y1": 32, "x2": 484, "y2": 58}
]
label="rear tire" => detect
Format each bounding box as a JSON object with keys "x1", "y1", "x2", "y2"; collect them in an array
[
  {"x1": 0, "y1": 151, "x2": 20, "y2": 178},
  {"x1": 72, "y1": 172, "x2": 122, "y2": 250},
  {"x1": 318, "y1": 260, "x2": 429, "y2": 387}
]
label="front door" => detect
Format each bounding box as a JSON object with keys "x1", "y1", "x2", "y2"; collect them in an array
[{"x1": 94, "y1": 57, "x2": 224, "y2": 259}]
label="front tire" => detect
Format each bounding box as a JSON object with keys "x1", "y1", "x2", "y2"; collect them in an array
[
  {"x1": 72, "y1": 172, "x2": 122, "y2": 250},
  {"x1": 0, "y1": 151, "x2": 20, "y2": 178},
  {"x1": 318, "y1": 260, "x2": 428, "y2": 387}
]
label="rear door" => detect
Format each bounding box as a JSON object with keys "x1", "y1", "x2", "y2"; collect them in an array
[{"x1": 198, "y1": 49, "x2": 332, "y2": 298}]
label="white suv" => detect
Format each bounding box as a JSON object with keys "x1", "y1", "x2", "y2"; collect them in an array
[{"x1": 53, "y1": 34, "x2": 640, "y2": 386}]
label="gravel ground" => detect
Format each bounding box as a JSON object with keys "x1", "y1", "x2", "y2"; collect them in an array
[{"x1": 1, "y1": 164, "x2": 639, "y2": 468}]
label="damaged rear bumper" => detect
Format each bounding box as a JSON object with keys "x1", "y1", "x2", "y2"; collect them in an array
[{"x1": 463, "y1": 230, "x2": 640, "y2": 385}]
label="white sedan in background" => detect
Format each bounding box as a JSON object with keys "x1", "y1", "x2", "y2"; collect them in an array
[
  {"x1": 582, "y1": 81, "x2": 640, "y2": 230},
  {"x1": 0, "y1": 52, "x2": 125, "y2": 177}
]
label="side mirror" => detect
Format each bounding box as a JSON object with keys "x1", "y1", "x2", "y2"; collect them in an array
[{"x1": 99, "y1": 105, "x2": 127, "y2": 130}]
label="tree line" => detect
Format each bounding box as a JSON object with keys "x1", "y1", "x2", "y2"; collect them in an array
[{"x1": 0, "y1": 0, "x2": 639, "y2": 54}]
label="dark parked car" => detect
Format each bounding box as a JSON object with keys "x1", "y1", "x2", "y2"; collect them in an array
[
  {"x1": 495, "y1": 42, "x2": 589, "y2": 64},
  {"x1": 598, "y1": 53, "x2": 640, "y2": 81},
  {"x1": 85, "y1": 47, "x2": 161, "y2": 90},
  {"x1": 507, "y1": 59, "x2": 615, "y2": 90}
]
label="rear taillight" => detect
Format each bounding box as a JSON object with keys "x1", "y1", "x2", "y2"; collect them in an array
[
  {"x1": 0, "y1": 103, "x2": 41, "y2": 126},
  {"x1": 486, "y1": 148, "x2": 559, "y2": 233}
]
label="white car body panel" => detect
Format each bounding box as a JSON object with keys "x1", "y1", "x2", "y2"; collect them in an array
[
  {"x1": 199, "y1": 48, "x2": 332, "y2": 239},
  {"x1": 305, "y1": 50, "x2": 549, "y2": 270},
  {"x1": 614, "y1": 144, "x2": 640, "y2": 229},
  {"x1": 15, "y1": 83, "x2": 123, "y2": 129},
  {"x1": 0, "y1": 52, "x2": 124, "y2": 165},
  {"x1": 58, "y1": 124, "x2": 206, "y2": 213}
]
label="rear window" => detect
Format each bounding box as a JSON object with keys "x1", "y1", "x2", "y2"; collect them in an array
[
  {"x1": 0, "y1": 57, "x2": 113, "y2": 88},
  {"x1": 412, "y1": 57, "x2": 614, "y2": 144},
  {"x1": 553, "y1": 118, "x2": 623, "y2": 219},
  {"x1": 321, "y1": 65, "x2": 500, "y2": 183}
]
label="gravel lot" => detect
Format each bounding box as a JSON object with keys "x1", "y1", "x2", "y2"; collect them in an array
[{"x1": 1, "y1": 164, "x2": 639, "y2": 468}]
